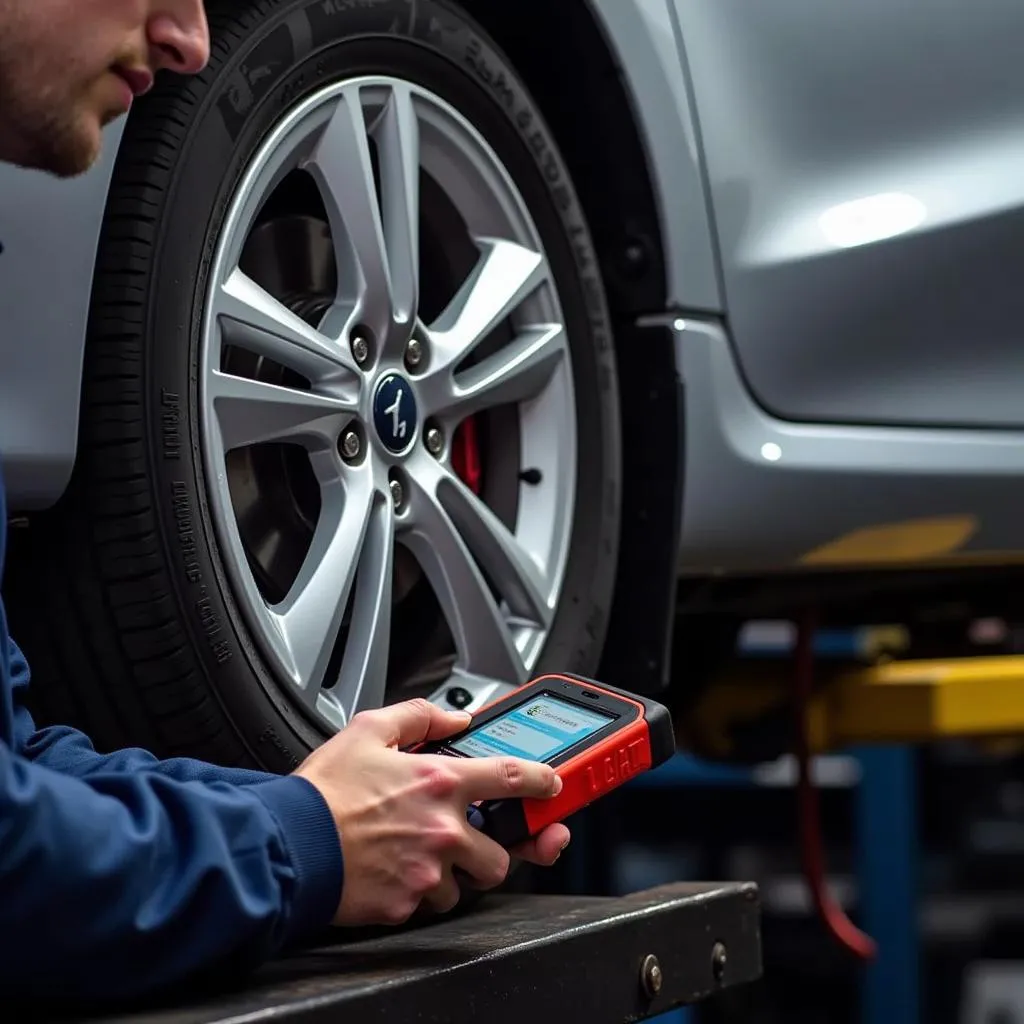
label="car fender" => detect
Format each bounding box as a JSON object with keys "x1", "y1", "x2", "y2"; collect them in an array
[
  {"x1": 0, "y1": 121, "x2": 125, "y2": 511},
  {"x1": 586, "y1": 0, "x2": 724, "y2": 316}
]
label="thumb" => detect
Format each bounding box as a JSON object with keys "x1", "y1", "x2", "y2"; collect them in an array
[{"x1": 367, "y1": 698, "x2": 472, "y2": 748}]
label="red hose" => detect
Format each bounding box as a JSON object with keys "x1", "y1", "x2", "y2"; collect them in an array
[{"x1": 794, "y1": 610, "x2": 877, "y2": 961}]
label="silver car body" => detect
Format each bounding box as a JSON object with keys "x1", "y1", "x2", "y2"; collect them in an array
[{"x1": 4, "y1": 0, "x2": 1024, "y2": 578}]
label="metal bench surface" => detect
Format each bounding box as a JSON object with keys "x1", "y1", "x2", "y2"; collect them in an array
[{"x1": 69, "y1": 881, "x2": 762, "y2": 1024}]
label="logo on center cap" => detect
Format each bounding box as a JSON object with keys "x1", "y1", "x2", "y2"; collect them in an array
[{"x1": 372, "y1": 373, "x2": 417, "y2": 454}]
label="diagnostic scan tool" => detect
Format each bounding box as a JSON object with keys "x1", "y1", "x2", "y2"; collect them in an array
[{"x1": 417, "y1": 673, "x2": 676, "y2": 848}]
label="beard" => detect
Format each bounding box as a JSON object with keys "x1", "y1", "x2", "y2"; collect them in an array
[
  {"x1": 0, "y1": 70, "x2": 110, "y2": 178},
  {"x1": 9, "y1": 104, "x2": 102, "y2": 179},
  {"x1": 0, "y1": 23, "x2": 116, "y2": 178}
]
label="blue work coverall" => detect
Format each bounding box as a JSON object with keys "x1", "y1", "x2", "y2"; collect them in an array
[{"x1": 0, "y1": 468, "x2": 344, "y2": 1002}]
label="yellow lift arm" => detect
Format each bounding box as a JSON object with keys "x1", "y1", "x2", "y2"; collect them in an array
[
  {"x1": 682, "y1": 654, "x2": 1024, "y2": 758},
  {"x1": 807, "y1": 655, "x2": 1024, "y2": 750}
]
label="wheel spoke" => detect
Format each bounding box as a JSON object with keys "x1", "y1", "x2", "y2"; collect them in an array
[
  {"x1": 270, "y1": 464, "x2": 377, "y2": 696},
  {"x1": 305, "y1": 83, "x2": 420, "y2": 339},
  {"x1": 216, "y1": 269, "x2": 357, "y2": 384},
  {"x1": 401, "y1": 456, "x2": 528, "y2": 684},
  {"x1": 375, "y1": 83, "x2": 420, "y2": 327},
  {"x1": 428, "y1": 239, "x2": 549, "y2": 368},
  {"x1": 209, "y1": 369, "x2": 357, "y2": 453},
  {"x1": 420, "y1": 323, "x2": 565, "y2": 420},
  {"x1": 324, "y1": 494, "x2": 395, "y2": 719},
  {"x1": 437, "y1": 469, "x2": 554, "y2": 629}
]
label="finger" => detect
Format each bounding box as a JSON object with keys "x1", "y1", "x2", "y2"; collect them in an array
[
  {"x1": 420, "y1": 870, "x2": 462, "y2": 916},
  {"x1": 449, "y1": 756, "x2": 563, "y2": 802},
  {"x1": 512, "y1": 823, "x2": 571, "y2": 867},
  {"x1": 451, "y1": 824, "x2": 512, "y2": 891},
  {"x1": 356, "y1": 698, "x2": 472, "y2": 748}
]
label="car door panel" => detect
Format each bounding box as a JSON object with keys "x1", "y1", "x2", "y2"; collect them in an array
[{"x1": 673, "y1": 0, "x2": 1024, "y2": 428}]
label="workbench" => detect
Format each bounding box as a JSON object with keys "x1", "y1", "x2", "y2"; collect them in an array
[{"x1": 65, "y1": 882, "x2": 762, "y2": 1024}]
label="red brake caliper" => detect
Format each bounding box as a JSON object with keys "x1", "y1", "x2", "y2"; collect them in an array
[{"x1": 451, "y1": 417, "x2": 482, "y2": 495}]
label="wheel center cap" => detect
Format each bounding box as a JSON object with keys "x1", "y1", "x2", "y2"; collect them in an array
[{"x1": 372, "y1": 372, "x2": 418, "y2": 454}]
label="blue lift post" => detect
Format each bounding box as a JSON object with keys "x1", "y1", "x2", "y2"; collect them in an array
[{"x1": 855, "y1": 744, "x2": 919, "y2": 1024}]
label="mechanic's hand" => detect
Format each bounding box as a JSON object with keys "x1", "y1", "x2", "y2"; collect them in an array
[{"x1": 294, "y1": 698, "x2": 570, "y2": 928}]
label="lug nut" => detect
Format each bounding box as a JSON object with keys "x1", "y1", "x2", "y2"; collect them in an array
[
  {"x1": 446, "y1": 686, "x2": 473, "y2": 709},
  {"x1": 389, "y1": 478, "x2": 404, "y2": 509},
  {"x1": 351, "y1": 334, "x2": 370, "y2": 365},
  {"x1": 425, "y1": 426, "x2": 444, "y2": 456},
  {"x1": 340, "y1": 429, "x2": 361, "y2": 460},
  {"x1": 405, "y1": 337, "x2": 423, "y2": 369}
]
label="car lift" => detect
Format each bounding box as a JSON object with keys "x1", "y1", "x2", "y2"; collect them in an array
[
  {"x1": 683, "y1": 612, "x2": 1024, "y2": 964},
  {"x1": 68, "y1": 882, "x2": 762, "y2": 1024}
]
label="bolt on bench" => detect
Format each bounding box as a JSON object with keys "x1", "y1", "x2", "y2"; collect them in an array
[{"x1": 63, "y1": 882, "x2": 762, "y2": 1024}]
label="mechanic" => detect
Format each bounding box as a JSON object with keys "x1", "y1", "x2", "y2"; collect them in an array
[{"x1": 0, "y1": 0, "x2": 570, "y2": 1005}]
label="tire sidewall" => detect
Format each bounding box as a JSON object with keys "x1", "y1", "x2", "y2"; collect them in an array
[{"x1": 140, "y1": 0, "x2": 621, "y2": 769}]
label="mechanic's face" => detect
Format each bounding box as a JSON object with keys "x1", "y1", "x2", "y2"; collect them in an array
[{"x1": 0, "y1": 0, "x2": 209, "y2": 177}]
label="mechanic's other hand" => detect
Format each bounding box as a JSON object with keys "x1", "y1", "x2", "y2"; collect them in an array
[
  {"x1": 511, "y1": 822, "x2": 571, "y2": 868},
  {"x1": 293, "y1": 698, "x2": 565, "y2": 928}
]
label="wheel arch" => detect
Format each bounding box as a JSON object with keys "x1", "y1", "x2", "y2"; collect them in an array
[
  {"x1": 463, "y1": 0, "x2": 685, "y2": 695},
  {"x1": 462, "y1": 0, "x2": 670, "y2": 318}
]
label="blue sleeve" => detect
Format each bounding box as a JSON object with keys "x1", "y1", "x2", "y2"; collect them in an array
[
  {"x1": 7, "y1": 638, "x2": 280, "y2": 786},
  {"x1": 0, "y1": 637, "x2": 343, "y2": 1003},
  {"x1": 0, "y1": 739, "x2": 343, "y2": 1004}
]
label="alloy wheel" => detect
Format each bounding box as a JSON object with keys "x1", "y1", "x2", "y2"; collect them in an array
[{"x1": 200, "y1": 76, "x2": 577, "y2": 734}]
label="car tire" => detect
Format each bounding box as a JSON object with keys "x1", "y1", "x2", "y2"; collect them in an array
[{"x1": 5, "y1": 0, "x2": 622, "y2": 771}]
